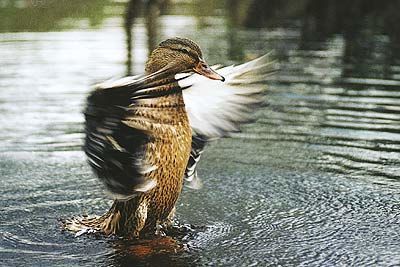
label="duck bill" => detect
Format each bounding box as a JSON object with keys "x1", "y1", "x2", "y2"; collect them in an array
[{"x1": 193, "y1": 61, "x2": 225, "y2": 82}]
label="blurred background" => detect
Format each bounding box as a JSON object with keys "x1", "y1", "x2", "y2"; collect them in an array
[{"x1": 1, "y1": 0, "x2": 400, "y2": 266}]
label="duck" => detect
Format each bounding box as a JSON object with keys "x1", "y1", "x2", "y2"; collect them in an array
[{"x1": 64, "y1": 37, "x2": 273, "y2": 238}]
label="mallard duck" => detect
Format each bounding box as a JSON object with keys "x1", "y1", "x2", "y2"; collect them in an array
[{"x1": 65, "y1": 37, "x2": 273, "y2": 238}]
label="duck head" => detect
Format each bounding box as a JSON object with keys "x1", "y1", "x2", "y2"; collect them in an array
[{"x1": 145, "y1": 37, "x2": 225, "y2": 82}]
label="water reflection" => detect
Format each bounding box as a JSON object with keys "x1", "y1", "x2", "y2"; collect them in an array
[
  {"x1": 124, "y1": 0, "x2": 141, "y2": 75},
  {"x1": 1, "y1": 1, "x2": 400, "y2": 266},
  {"x1": 110, "y1": 237, "x2": 191, "y2": 267},
  {"x1": 0, "y1": 0, "x2": 111, "y2": 32},
  {"x1": 226, "y1": 0, "x2": 245, "y2": 61},
  {"x1": 246, "y1": 0, "x2": 400, "y2": 80},
  {"x1": 124, "y1": 0, "x2": 167, "y2": 74}
]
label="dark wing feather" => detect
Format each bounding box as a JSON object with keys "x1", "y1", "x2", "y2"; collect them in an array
[
  {"x1": 84, "y1": 68, "x2": 180, "y2": 198},
  {"x1": 85, "y1": 91, "x2": 151, "y2": 197},
  {"x1": 184, "y1": 134, "x2": 207, "y2": 189}
]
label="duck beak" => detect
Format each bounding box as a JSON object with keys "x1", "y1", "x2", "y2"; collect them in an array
[{"x1": 193, "y1": 60, "x2": 225, "y2": 82}]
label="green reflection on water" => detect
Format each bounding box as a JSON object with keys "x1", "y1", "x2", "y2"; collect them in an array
[{"x1": 0, "y1": 0, "x2": 114, "y2": 32}]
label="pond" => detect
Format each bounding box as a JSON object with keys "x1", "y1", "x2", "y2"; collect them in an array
[{"x1": 1, "y1": 0, "x2": 400, "y2": 266}]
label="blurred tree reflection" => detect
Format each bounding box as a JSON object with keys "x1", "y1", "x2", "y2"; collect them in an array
[
  {"x1": 124, "y1": 0, "x2": 168, "y2": 75},
  {"x1": 226, "y1": 0, "x2": 245, "y2": 61},
  {"x1": 3, "y1": 0, "x2": 400, "y2": 80},
  {"x1": 244, "y1": 0, "x2": 400, "y2": 79},
  {"x1": 124, "y1": 0, "x2": 142, "y2": 75},
  {"x1": 0, "y1": 0, "x2": 109, "y2": 32}
]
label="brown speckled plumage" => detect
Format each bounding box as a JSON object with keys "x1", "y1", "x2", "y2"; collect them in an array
[{"x1": 93, "y1": 94, "x2": 191, "y2": 238}]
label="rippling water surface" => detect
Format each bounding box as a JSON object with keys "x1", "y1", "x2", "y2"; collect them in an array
[{"x1": 1, "y1": 2, "x2": 400, "y2": 266}]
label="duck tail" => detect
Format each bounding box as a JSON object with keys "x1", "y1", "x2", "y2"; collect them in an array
[{"x1": 63, "y1": 208, "x2": 122, "y2": 237}]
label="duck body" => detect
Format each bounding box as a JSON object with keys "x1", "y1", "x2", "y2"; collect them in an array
[
  {"x1": 95, "y1": 92, "x2": 191, "y2": 237},
  {"x1": 135, "y1": 93, "x2": 192, "y2": 230},
  {"x1": 68, "y1": 86, "x2": 193, "y2": 238},
  {"x1": 65, "y1": 37, "x2": 273, "y2": 238}
]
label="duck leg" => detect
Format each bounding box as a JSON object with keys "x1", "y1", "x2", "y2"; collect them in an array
[
  {"x1": 128, "y1": 199, "x2": 148, "y2": 238},
  {"x1": 165, "y1": 206, "x2": 176, "y2": 227},
  {"x1": 64, "y1": 198, "x2": 150, "y2": 238}
]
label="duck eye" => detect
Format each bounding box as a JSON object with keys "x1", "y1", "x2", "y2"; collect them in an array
[{"x1": 181, "y1": 47, "x2": 190, "y2": 53}]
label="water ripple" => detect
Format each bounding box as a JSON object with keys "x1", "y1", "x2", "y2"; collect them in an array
[{"x1": 1, "y1": 8, "x2": 400, "y2": 267}]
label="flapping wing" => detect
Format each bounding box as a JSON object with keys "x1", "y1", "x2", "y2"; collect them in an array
[
  {"x1": 183, "y1": 134, "x2": 207, "y2": 189},
  {"x1": 180, "y1": 53, "x2": 276, "y2": 187},
  {"x1": 84, "y1": 68, "x2": 180, "y2": 199},
  {"x1": 180, "y1": 53, "x2": 275, "y2": 138}
]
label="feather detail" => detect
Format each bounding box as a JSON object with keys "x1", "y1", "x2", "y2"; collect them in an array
[
  {"x1": 179, "y1": 52, "x2": 276, "y2": 138},
  {"x1": 181, "y1": 53, "x2": 276, "y2": 189},
  {"x1": 184, "y1": 134, "x2": 206, "y2": 189},
  {"x1": 84, "y1": 66, "x2": 183, "y2": 199}
]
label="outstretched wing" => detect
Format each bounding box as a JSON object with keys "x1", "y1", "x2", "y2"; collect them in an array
[
  {"x1": 84, "y1": 67, "x2": 182, "y2": 199},
  {"x1": 183, "y1": 134, "x2": 207, "y2": 189},
  {"x1": 180, "y1": 53, "x2": 276, "y2": 188}
]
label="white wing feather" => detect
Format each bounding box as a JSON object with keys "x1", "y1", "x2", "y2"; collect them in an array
[{"x1": 179, "y1": 53, "x2": 275, "y2": 138}]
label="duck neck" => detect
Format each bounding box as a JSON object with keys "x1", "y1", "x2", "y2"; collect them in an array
[{"x1": 140, "y1": 69, "x2": 185, "y2": 109}]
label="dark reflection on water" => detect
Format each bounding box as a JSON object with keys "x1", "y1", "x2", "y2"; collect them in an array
[
  {"x1": 1, "y1": 1, "x2": 400, "y2": 266},
  {"x1": 0, "y1": 0, "x2": 112, "y2": 32},
  {"x1": 124, "y1": 0, "x2": 168, "y2": 74}
]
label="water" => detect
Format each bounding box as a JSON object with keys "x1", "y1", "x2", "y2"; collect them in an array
[{"x1": 1, "y1": 1, "x2": 400, "y2": 266}]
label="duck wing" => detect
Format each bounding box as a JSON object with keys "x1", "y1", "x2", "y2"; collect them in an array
[
  {"x1": 183, "y1": 134, "x2": 207, "y2": 189},
  {"x1": 84, "y1": 67, "x2": 183, "y2": 199},
  {"x1": 180, "y1": 53, "x2": 276, "y2": 188}
]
